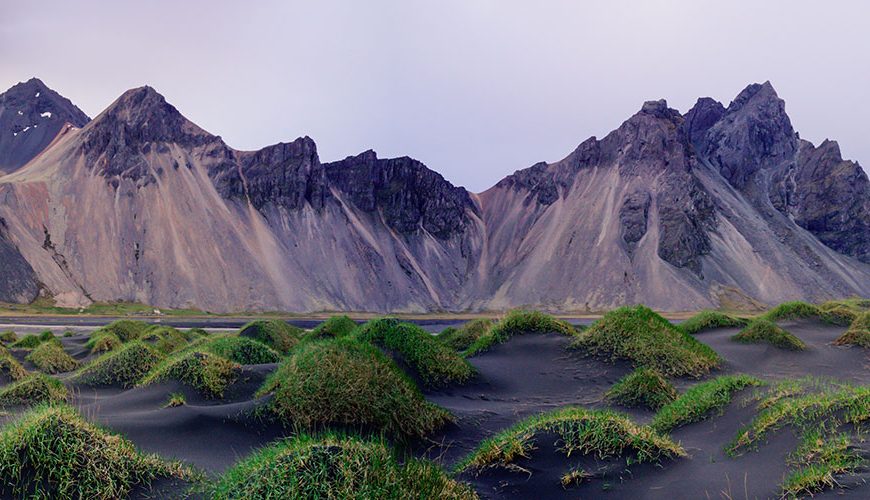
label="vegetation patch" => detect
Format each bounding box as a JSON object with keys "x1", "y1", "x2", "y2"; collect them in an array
[
  {"x1": 678, "y1": 311, "x2": 748, "y2": 334},
  {"x1": 732, "y1": 319, "x2": 807, "y2": 350},
  {"x1": 0, "y1": 331, "x2": 16, "y2": 343},
  {"x1": 72, "y1": 341, "x2": 164, "y2": 388},
  {"x1": 571, "y1": 305, "x2": 721, "y2": 377},
  {"x1": 209, "y1": 434, "x2": 477, "y2": 499},
  {"x1": 239, "y1": 319, "x2": 303, "y2": 354},
  {"x1": 257, "y1": 338, "x2": 450, "y2": 440},
  {"x1": 781, "y1": 429, "x2": 865, "y2": 497},
  {"x1": 25, "y1": 342, "x2": 78, "y2": 374},
  {"x1": 140, "y1": 350, "x2": 240, "y2": 398},
  {"x1": 163, "y1": 392, "x2": 186, "y2": 408},
  {"x1": 438, "y1": 319, "x2": 493, "y2": 352},
  {"x1": 0, "y1": 373, "x2": 67, "y2": 406},
  {"x1": 355, "y1": 318, "x2": 475, "y2": 388},
  {"x1": 99, "y1": 319, "x2": 151, "y2": 342},
  {"x1": 457, "y1": 406, "x2": 684, "y2": 473},
  {"x1": 0, "y1": 354, "x2": 27, "y2": 382},
  {"x1": 0, "y1": 404, "x2": 190, "y2": 499},
  {"x1": 606, "y1": 368, "x2": 678, "y2": 411},
  {"x1": 464, "y1": 310, "x2": 575, "y2": 357},
  {"x1": 308, "y1": 315, "x2": 358, "y2": 339},
  {"x1": 651, "y1": 375, "x2": 762, "y2": 433},
  {"x1": 761, "y1": 301, "x2": 823, "y2": 322},
  {"x1": 833, "y1": 311, "x2": 870, "y2": 348},
  {"x1": 203, "y1": 336, "x2": 280, "y2": 365},
  {"x1": 10, "y1": 334, "x2": 46, "y2": 349},
  {"x1": 138, "y1": 326, "x2": 189, "y2": 354},
  {"x1": 87, "y1": 330, "x2": 122, "y2": 353}
]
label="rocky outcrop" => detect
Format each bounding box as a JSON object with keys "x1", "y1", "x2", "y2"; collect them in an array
[
  {"x1": 0, "y1": 78, "x2": 90, "y2": 173},
  {"x1": 0, "y1": 217, "x2": 39, "y2": 303},
  {"x1": 619, "y1": 191, "x2": 651, "y2": 249}
]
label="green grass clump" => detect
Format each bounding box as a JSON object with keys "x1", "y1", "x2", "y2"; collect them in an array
[
  {"x1": 140, "y1": 351, "x2": 240, "y2": 398},
  {"x1": 138, "y1": 326, "x2": 189, "y2": 354},
  {"x1": 72, "y1": 341, "x2": 164, "y2": 388},
  {"x1": 10, "y1": 334, "x2": 45, "y2": 349},
  {"x1": 457, "y1": 406, "x2": 684, "y2": 473},
  {"x1": 99, "y1": 319, "x2": 150, "y2": 342},
  {"x1": 25, "y1": 342, "x2": 78, "y2": 374},
  {"x1": 732, "y1": 319, "x2": 807, "y2": 350},
  {"x1": 203, "y1": 336, "x2": 280, "y2": 365},
  {"x1": 781, "y1": 429, "x2": 865, "y2": 497},
  {"x1": 833, "y1": 311, "x2": 870, "y2": 348},
  {"x1": 187, "y1": 327, "x2": 209, "y2": 338},
  {"x1": 87, "y1": 331, "x2": 122, "y2": 353},
  {"x1": 438, "y1": 319, "x2": 493, "y2": 352},
  {"x1": 355, "y1": 318, "x2": 475, "y2": 388},
  {"x1": 210, "y1": 434, "x2": 477, "y2": 499},
  {"x1": 0, "y1": 373, "x2": 67, "y2": 406},
  {"x1": 463, "y1": 310, "x2": 575, "y2": 357},
  {"x1": 0, "y1": 404, "x2": 190, "y2": 499},
  {"x1": 257, "y1": 338, "x2": 450, "y2": 440},
  {"x1": 761, "y1": 301, "x2": 823, "y2": 322},
  {"x1": 571, "y1": 305, "x2": 721, "y2": 377},
  {"x1": 0, "y1": 331, "x2": 16, "y2": 343},
  {"x1": 651, "y1": 375, "x2": 762, "y2": 433},
  {"x1": 0, "y1": 354, "x2": 27, "y2": 382},
  {"x1": 308, "y1": 315, "x2": 358, "y2": 339},
  {"x1": 678, "y1": 311, "x2": 748, "y2": 334},
  {"x1": 239, "y1": 319, "x2": 303, "y2": 354},
  {"x1": 606, "y1": 368, "x2": 678, "y2": 410},
  {"x1": 163, "y1": 392, "x2": 186, "y2": 408}
]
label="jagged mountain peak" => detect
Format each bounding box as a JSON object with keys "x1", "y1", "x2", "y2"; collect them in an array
[{"x1": 728, "y1": 80, "x2": 779, "y2": 111}]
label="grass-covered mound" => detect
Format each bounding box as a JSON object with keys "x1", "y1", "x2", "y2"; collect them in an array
[
  {"x1": 761, "y1": 301, "x2": 823, "y2": 322},
  {"x1": 571, "y1": 305, "x2": 721, "y2": 377},
  {"x1": 833, "y1": 311, "x2": 870, "y2": 348},
  {"x1": 463, "y1": 310, "x2": 575, "y2": 357},
  {"x1": 732, "y1": 320, "x2": 807, "y2": 350},
  {"x1": 0, "y1": 404, "x2": 190, "y2": 498},
  {"x1": 140, "y1": 350, "x2": 240, "y2": 399},
  {"x1": 651, "y1": 375, "x2": 762, "y2": 433},
  {"x1": 257, "y1": 338, "x2": 450, "y2": 440},
  {"x1": 25, "y1": 342, "x2": 78, "y2": 374},
  {"x1": 438, "y1": 319, "x2": 493, "y2": 352},
  {"x1": 355, "y1": 318, "x2": 475, "y2": 388},
  {"x1": 138, "y1": 326, "x2": 189, "y2": 354},
  {"x1": 457, "y1": 407, "x2": 684, "y2": 473},
  {"x1": 98, "y1": 319, "x2": 151, "y2": 342},
  {"x1": 781, "y1": 429, "x2": 864, "y2": 497},
  {"x1": 678, "y1": 311, "x2": 748, "y2": 334},
  {"x1": 308, "y1": 315, "x2": 358, "y2": 339},
  {"x1": 202, "y1": 336, "x2": 280, "y2": 365},
  {"x1": 86, "y1": 330, "x2": 122, "y2": 353},
  {"x1": 10, "y1": 333, "x2": 52, "y2": 349},
  {"x1": 239, "y1": 319, "x2": 303, "y2": 354},
  {"x1": 72, "y1": 341, "x2": 164, "y2": 388},
  {"x1": 605, "y1": 368, "x2": 678, "y2": 410},
  {"x1": 0, "y1": 352, "x2": 27, "y2": 382},
  {"x1": 210, "y1": 434, "x2": 477, "y2": 499},
  {"x1": 0, "y1": 373, "x2": 67, "y2": 406},
  {"x1": 0, "y1": 331, "x2": 16, "y2": 343}
]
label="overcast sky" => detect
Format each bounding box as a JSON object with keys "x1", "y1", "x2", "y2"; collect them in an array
[{"x1": 1, "y1": 0, "x2": 867, "y2": 191}]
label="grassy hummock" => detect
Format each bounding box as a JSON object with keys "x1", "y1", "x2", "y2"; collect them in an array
[
  {"x1": 833, "y1": 311, "x2": 870, "y2": 348},
  {"x1": 98, "y1": 319, "x2": 151, "y2": 342},
  {"x1": 210, "y1": 434, "x2": 477, "y2": 499},
  {"x1": 0, "y1": 373, "x2": 67, "y2": 406},
  {"x1": 25, "y1": 342, "x2": 78, "y2": 374},
  {"x1": 203, "y1": 336, "x2": 280, "y2": 365},
  {"x1": 463, "y1": 310, "x2": 575, "y2": 357},
  {"x1": 239, "y1": 319, "x2": 303, "y2": 354},
  {"x1": 0, "y1": 331, "x2": 16, "y2": 343},
  {"x1": 87, "y1": 330, "x2": 122, "y2": 353},
  {"x1": 10, "y1": 334, "x2": 47, "y2": 349},
  {"x1": 606, "y1": 368, "x2": 678, "y2": 411},
  {"x1": 571, "y1": 305, "x2": 721, "y2": 377},
  {"x1": 0, "y1": 404, "x2": 190, "y2": 499},
  {"x1": 651, "y1": 375, "x2": 762, "y2": 433},
  {"x1": 140, "y1": 350, "x2": 240, "y2": 399},
  {"x1": 0, "y1": 353, "x2": 27, "y2": 382},
  {"x1": 72, "y1": 341, "x2": 164, "y2": 388},
  {"x1": 732, "y1": 320, "x2": 807, "y2": 350},
  {"x1": 678, "y1": 311, "x2": 748, "y2": 334},
  {"x1": 457, "y1": 406, "x2": 684, "y2": 473},
  {"x1": 438, "y1": 319, "x2": 493, "y2": 352},
  {"x1": 355, "y1": 318, "x2": 475, "y2": 388},
  {"x1": 138, "y1": 326, "x2": 190, "y2": 354},
  {"x1": 257, "y1": 338, "x2": 451, "y2": 440},
  {"x1": 781, "y1": 429, "x2": 865, "y2": 497},
  {"x1": 308, "y1": 315, "x2": 358, "y2": 339},
  {"x1": 761, "y1": 301, "x2": 823, "y2": 322}
]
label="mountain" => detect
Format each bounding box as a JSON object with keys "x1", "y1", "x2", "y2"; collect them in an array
[
  {"x1": 0, "y1": 80, "x2": 866, "y2": 312},
  {"x1": 0, "y1": 78, "x2": 90, "y2": 173}
]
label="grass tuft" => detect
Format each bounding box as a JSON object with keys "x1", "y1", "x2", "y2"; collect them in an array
[
  {"x1": 209, "y1": 433, "x2": 477, "y2": 499},
  {"x1": 761, "y1": 301, "x2": 823, "y2": 322},
  {"x1": 678, "y1": 311, "x2": 748, "y2": 334},
  {"x1": 25, "y1": 342, "x2": 78, "y2": 374},
  {"x1": 140, "y1": 350, "x2": 240, "y2": 399},
  {"x1": 832, "y1": 311, "x2": 870, "y2": 348},
  {"x1": 257, "y1": 338, "x2": 451, "y2": 440},
  {"x1": 571, "y1": 305, "x2": 721, "y2": 377},
  {"x1": 0, "y1": 331, "x2": 16, "y2": 343},
  {"x1": 98, "y1": 319, "x2": 151, "y2": 342},
  {"x1": 72, "y1": 341, "x2": 164, "y2": 388},
  {"x1": 138, "y1": 326, "x2": 190, "y2": 354},
  {"x1": 0, "y1": 373, "x2": 67, "y2": 406},
  {"x1": 239, "y1": 320, "x2": 303, "y2": 354},
  {"x1": 463, "y1": 310, "x2": 575, "y2": 357},
  {"x1": 781, "y1": 428, "x2": 865, "y2": 497},
  {"x1": 202, "y1": 336, "x2": 280, "y2": 365},
  {"x1": 0, "y1": 353, "x2": 27, "y2": 382},
  {"x1": 438, "y1": 319, "x2": 493, "y2": 352},
  {"x1": 606, "y1": 368, "x2": 678, "y2": 411},
  {"x1": 732, "y1": 319, "x2": 807, "y2": 350},
  {"x1": 651, "y1": 375, "x2": 762, "y2": 433},
  {"x1": 87, "y1": 330, "x2": 122, "y2": 353},
  {"x1": 308, "y1": 315, "x2": 358, "y2": 339},
  {"x1": 10, "y1": 334, "x2": 46, "y2": 349},
  {"x1": 163, "y1": 392, "x2": 186, "y2": 408}
]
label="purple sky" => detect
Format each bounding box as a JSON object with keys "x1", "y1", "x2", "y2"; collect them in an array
[{"x1": 2, "y1": 0, "x2": 868, "y2": 191}]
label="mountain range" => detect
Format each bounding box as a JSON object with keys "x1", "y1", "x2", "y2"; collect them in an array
[{"x1": 0, "y1": 78, "x2": 866, "y2": 312}]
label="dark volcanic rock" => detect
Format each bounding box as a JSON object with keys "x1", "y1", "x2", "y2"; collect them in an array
[
  {"x1": 325, "y1": 150, "x2": 476, "y2": 239},
  {"x1": 681, "y1": 97, "x2": 725, "y2": 148},
  {"x1": 0, "y1": 218, "x2": 38, "y2": 303},
  {"x1": 770, "y1": 139, "x2": 870, "y2": 262},
  {"x1": 619, "y1": 191, "x2": 651, "y2": 249},
  {"x1": 0, "y1": 78, "x2": 90, "y2": 172},
  {"x1": 656, "y1": 167, "x2": 716, "y2": 276},
  {"x1": 496, "y1": 161, "x2": 562, "y2": 206}
]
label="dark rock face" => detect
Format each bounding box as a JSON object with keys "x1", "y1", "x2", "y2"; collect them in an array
[
  {"x1": 770, "y1": 140, "x2": 870, "y2": 262},
  {"x1": 0, "y1": 218, "x2": 38, "y2": 303},
  {"x1": 655, "y1": 167, "x2": 715, "y2": 275},
  {"x1": 0, "y1": 78, "x2": 90, "y2": 172},
  {"x1": 619, "y1": 191, "x2": 651, "y2": 249},
  {"x1": 681, "y1": 97, "x2": 725, "y2": 148},
  {"x1": 496, "y1": 161, "x2": 562, "y2": 206},
  {"x1": 325, "y1": 150, "x2": 476, "y2": 239}
]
